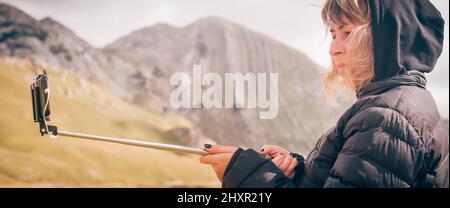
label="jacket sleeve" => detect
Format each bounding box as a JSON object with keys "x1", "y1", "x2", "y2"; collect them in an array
[
  {"x1": 322, "y1": 107, "x2": 419, "y2": 188},
  {"x1": 222, "y1": 148, "x2": 298, "y2": 188}
]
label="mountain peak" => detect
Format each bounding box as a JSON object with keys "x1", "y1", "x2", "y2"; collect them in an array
[
  {"x1": 150, "y1": 22, "x2": 176, "y2": 30},
  {"x1": 186, "y1": 15, "x2": 237, "y2": 30},
  {"x1": 195, "y1": 16, "x2": 233, "y2": 24},
  {"x1": 136, "y1": 22, "x2": 178, "y2": 34},
  {"x1": 38, "y1": 16, "x2": 76, "y2": 35},
  {"x1": 40, "y1": 17, "x2": 61, "y2": 26},
  {"x1": 38, "y1": 16, "x2": 92, "y2": 49},
  {"x1": 0, "y1": 2, "x2": 37, "y2": 24},
  {"x1": 0, "y1": 3, "x2": 48, "y2": 45}
]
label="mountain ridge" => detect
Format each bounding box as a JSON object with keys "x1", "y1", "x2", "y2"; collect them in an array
[{"x1": 0, "y1": 3, "x2": 345, "y2": 153}]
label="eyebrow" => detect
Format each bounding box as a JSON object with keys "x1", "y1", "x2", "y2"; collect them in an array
[{"x1": 330, "y1": 23, "x2": 348, "y2": 33}]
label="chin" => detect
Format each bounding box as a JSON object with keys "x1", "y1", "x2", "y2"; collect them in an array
[{"x1": 336, "y1": 67, "x2": 344, "y2": 75}]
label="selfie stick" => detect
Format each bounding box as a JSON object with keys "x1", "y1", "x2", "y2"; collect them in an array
[
  {"x1": 53, "y1": 129, "x2": 207, "y2": 155},
  {"x1": 31, "y1": 71, "x2": 207, "y2": 156}
]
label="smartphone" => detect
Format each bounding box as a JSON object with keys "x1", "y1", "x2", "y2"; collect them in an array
[{"x1": 31, "y1": 71, "x2": 51, "y2": 123}]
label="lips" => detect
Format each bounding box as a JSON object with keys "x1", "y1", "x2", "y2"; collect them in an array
[
  {"x1": 336, "y1": 64, "x2": 345, "y2": 74},
  {"x1": 333, "y1": 60, "x2": 345, "y2": 68}
]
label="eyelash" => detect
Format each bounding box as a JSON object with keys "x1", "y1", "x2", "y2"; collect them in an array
[{"x1": 332, "y1": 32, "x2": 352, "y2": 40}]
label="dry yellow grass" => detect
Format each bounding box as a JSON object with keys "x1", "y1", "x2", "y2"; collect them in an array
[{"x1": 0, "y1": 58, "x2": 219, "y2": 187}]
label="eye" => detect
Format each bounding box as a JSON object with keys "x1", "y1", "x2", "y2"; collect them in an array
[{"x1": 344, "y1": 31, "x2": 351, "y2": 37}]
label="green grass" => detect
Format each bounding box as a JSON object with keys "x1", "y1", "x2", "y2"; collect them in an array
[{"x1": 0, "y1": 58, "x2": 219, "y2": 187}]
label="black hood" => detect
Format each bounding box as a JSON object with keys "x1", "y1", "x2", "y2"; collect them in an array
[{"x1": 369, "y1": 0, "x2": 445, "y2": 81}]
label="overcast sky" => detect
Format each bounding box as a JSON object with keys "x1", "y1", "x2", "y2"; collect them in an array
[{"x1": 1, "y1": 0, "x2": 449, "y2": 117}]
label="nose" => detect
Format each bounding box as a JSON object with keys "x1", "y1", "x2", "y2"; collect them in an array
[{"x1": 329, "y1": 37, "x2": 346, "y2": 57}]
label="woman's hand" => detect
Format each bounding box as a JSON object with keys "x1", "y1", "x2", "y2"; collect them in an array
[
  {"x1": 260, "y1": 144, "x2": 290, "y2": 158},
  {"x1": 199, "y1": 144, "x2": 238, "y2": 182},
  {"x1": 260, "y1": 145, "x2": 298, "y2": 179}
]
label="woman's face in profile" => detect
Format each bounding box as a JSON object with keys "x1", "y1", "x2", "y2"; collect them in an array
[{"x1": 329, "y1": 18, "x2": 362, "y2": 75}]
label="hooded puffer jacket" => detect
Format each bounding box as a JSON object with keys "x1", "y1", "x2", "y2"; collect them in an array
[{"x1": 222, "y1": 0, "x2": 448, "y2": 188}]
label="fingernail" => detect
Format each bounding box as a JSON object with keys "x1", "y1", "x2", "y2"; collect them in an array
[{"x1": 204, "y1": 144, "x2": 212, "y2": 149}]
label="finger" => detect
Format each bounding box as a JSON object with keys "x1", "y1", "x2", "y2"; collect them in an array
[
  {"x1": 199, "y1": 155, "x2": 211, "y2": 164},
  {"x1": 216, "y1": 172, "x2": 223, "y2": 182},
  {"x1": 287, "y1": 156, "x2": 298, "y2": 173},
  {"x1": 278, "y1": 151, "x2": 288, "y2": 157},
  {"x1": 259, "y1": 145, "x2": 270, "y2": 155},
  {"x1": 284, "y1": 157, "x2": 298, "y2": 179},
  {"x1": 279, "y1": 155, "x2": 293, "y2": 171},
  {"x1": 287, "y1": 171, "x2": 295, "y2": 180},
  {"x1": 204, "y1": 144, "x2": 237, "y2": 154},
  {"x1": 262, "y1": 145, "x2": 290, "y2": 158},
  {"x1": 199, "y1": 154, "x2": 221, "y2": 164},
  {"x1": 260, "y1": 145, "x2": 280, "y2": 156},
  {"x1": 261, "y1": 145, "x2": 278, "y2": 155},
  {"x1": 215, "y1": 169, "x2": 224, "y2": 182},
  {"x1": 271, "y1": 154, "x2": 285, "y2": 167}
]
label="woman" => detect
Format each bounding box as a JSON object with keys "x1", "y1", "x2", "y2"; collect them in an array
[{"x1": 200, "y1": 0, "x2": 448, "y2": 188}]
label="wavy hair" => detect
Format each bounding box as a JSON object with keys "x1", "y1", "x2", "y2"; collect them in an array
[{"x1": 321, "y1": 0, "x2": 374, "y2": 103}]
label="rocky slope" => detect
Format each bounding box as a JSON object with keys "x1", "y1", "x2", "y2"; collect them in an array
[{"x1": 0, "y1": 3, "x2": 345, "y2": 153}]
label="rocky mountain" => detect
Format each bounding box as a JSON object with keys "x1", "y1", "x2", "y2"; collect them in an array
[
  {"x1": 103, "y1": 17, "x2": 344, "y2": 152},
  {"x1": 0, "y1": 3, "x2": 136, "y2": 100},
  {"x1": 0, "y1": 3, "x2": 89, "y2": 72},
  {"x1": 0, "y1": 3, "x2": 345, "y2": 153}
]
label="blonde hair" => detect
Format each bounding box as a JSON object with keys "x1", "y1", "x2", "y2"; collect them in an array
[{"x1": 321, "y1": 0, "x2": 374, "y2": 103}]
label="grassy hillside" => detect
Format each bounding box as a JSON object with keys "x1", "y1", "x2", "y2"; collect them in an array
[{"x1": 0, "y1": 58, "x2": 218, "y2": 187}]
